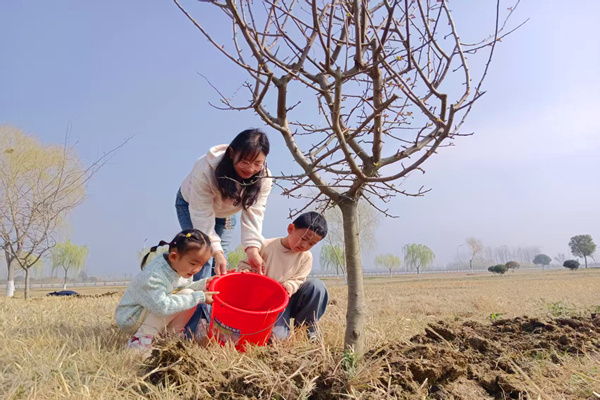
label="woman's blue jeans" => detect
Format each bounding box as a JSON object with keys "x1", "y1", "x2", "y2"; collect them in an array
[{"x1": 175, "y1": 188, "x2": 237, "y2": 335}]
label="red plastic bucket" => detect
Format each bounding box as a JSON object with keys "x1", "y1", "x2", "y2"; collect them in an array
[{"x1": 207, "y1": 272, "x2": 289, "y2": 350}]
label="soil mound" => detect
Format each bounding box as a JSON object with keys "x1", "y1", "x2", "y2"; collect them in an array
[
  {"x1": 143, "y1": 315, "x2": 600, "y2": 399},
  {"x1": 365, "y1": 315, "x2": 600, "y2": 398}
]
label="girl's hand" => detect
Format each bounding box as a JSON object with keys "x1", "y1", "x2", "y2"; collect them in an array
[
  {"x1": 213, "y1": 251, "x2": 228, "y2": 276},
  {"x1": 203, "y1": 291, "x2": 219, "y2": 304},
  {"x1": 205, "y1": 276, "x2": 217, "y2": 290},
  {"x1": 245, "y1": 247, "x2": 266, "y2": 275}
]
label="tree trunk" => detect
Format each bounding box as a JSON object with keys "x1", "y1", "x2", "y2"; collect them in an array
[
  {"x1": 584, "y1": 256, "x2": 588, "y2": 268},
  {"x1": 63, "y1": 267, "x2": 68, "y2": 290},
  {"x1": 24, "y1": 268, "x2": 30, "y2": 300},
  {"x1": 6, "y1": 262, "x2": 16, "y2": 298},
  {"x1": 341, "y1": 245, "x2": 347, "y2": 285},
  {"x1": 340, "y1": 200, "x2": 365, "y2": 354},
  {"x1": 469, "y1": 259, "x2": 473, "y2": 272},
  {"x1": 5, "y1": 250, "x2": 16, "y2": 297}
]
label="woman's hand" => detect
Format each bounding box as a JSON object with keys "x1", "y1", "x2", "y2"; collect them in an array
[
  {"x1": 245, "y1": 247, "x2": 266, "y2": 274},
  {"x1": 213, "y1": 251, "x2": 228, "y2": 276}
]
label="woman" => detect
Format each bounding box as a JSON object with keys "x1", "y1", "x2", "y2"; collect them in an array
[
  {"x1": 176, "y1": 128, "x2": 272, "y2": 335},
  {"x1": 176, "y1": 128, "x2": 272, "y2": 279}
]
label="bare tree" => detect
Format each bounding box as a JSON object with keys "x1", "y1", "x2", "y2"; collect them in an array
[
  {"x1": 466, "y1": 238, "x2": 483, "y2": 273},
  {"x1": 174, "y1": 0, "x2": 519, "y2": 353},
  {"x1": 321, "y1": 200, "x2": 379, "y2": 282},
  {"x1": 0, "y1": 126, "x2": 124, "y2": 298},
  {"x1": 452, "y1": 248, "x2": 469, "y2": 271},
  {"x1": 554, "y1": 253, "x2": 567, "y2": 265},
  {"x1": 484, "y1": 245, "x2": 541, "y2": 267},
  {"x1": 494, "y1": 245, "x2": 511, "y2": 264},
  {"x1": 325, "y1": 200, "x2": 380, "y2": 252}
]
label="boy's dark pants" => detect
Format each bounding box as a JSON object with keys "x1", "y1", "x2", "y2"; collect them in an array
[{"x1": 271, "y1": 278, "x2": 328, "y2": 339}]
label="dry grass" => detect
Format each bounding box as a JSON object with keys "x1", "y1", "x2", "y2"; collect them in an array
[{"x1": 1, "y1": 269, "x2": 600, "y2": 399}]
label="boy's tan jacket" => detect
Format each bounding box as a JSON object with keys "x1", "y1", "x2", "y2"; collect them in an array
[{"x1": 238, "y1": 238, "x2": 312, "y2": 295}]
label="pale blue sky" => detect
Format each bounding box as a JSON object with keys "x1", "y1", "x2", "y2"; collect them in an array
[{"x1": 1, "y1": 1, "x2": 599, "y2": 278}]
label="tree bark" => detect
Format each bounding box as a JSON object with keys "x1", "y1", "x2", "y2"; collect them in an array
[
  {"x1": 340, "y1": 199, "x2": 365, "y2": 354},
  {"x1": 64, "y1": 267, "x2": 68, "y2": 290},
  {"x1": 24, "y1": 268, "x2": 30, "y2": 300},
  {"x1": 584, "y1": 256, "x2": 588, "y2": 269},
  {"x1": 5, "y1": 250, "x2": 16, "y2": 297},
  {"x1": 6, "y1": 260, "x2": 15, "y2": 298}
]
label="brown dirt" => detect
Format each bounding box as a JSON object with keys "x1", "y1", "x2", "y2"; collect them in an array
[
  {"x1": 365, "y1": 314, "x2": 600, "y2": 399},
  {"x1": 143, "y1": 315, "x2": 600, "y2": 399}
]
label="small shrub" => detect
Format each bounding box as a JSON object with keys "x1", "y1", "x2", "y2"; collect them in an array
[
  {"x1": 505, "y1": 261, "x2": 520, "y2": 272},
  {"x1": 563, "y1": 260, "x2": 580, "y2": 270},
  {"x1": 489, "y1": 312, "x2": 504, "y2": 322},
  {"x1": 546, "y1": 301, "x2": 572, "y2": 317},
  {"x1": 488, "y1": 264, "x2": 507, "y2": 275},
  {"x1": 341, "y1": 349, "x2": 358, "y2": 375},
  {"x1": 533, "y1": 254, "x2": 552, "y2": 269}
]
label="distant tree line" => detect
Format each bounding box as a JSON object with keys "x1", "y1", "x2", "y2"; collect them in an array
[{"x1": 486, "y1": 234, "x2": 596, "y2": 275}]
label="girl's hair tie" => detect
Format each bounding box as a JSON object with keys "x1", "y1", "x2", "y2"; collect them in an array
[{"x1": 140, "y1": 230, "x2": 210, "y2": 270}]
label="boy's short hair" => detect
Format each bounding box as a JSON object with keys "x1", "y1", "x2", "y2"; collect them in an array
[{"x1": 292, "y1": 211, "x2": 328, "y2": 238}]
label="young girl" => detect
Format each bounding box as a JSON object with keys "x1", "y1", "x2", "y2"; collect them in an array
[{"x1": 115, "y1": 229, "x2": 218, "y2": 350}]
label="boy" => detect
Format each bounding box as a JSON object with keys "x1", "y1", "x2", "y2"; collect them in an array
[{"x1": 238, "y1": 211, "x2": 328, "y2": 340}]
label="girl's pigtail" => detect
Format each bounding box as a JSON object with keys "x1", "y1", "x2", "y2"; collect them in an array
[
  {"x1": 140, "y1": 240, "x2": 170, "y2": 270},
  {"x1": 140, "y1": 230, "x2": 211, "y2": 270}
]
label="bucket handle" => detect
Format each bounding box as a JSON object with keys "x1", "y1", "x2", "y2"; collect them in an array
[
  {"x1": 236, "y1": 320, "x2": 279, "y2": 338},
  {"x1": 211, "y1": 307, "x2": 281, "y2": 339}
]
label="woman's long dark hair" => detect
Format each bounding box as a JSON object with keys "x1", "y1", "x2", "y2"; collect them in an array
[{"x1": 215, "y1": 129, "x2": 270, "y2": 210}]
